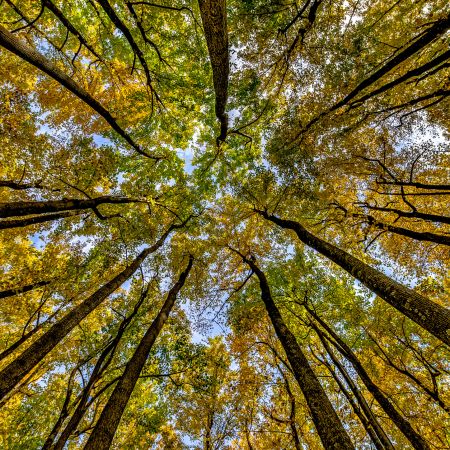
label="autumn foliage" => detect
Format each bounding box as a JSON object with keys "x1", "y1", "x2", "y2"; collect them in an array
[{"x1": 0, "y1": 0, "x2": 449, "y2": 448}]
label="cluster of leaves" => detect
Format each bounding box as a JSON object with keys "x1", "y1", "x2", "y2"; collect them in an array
[{"x1": 0, "y1": 0, "x2": 448, "y2": 449}]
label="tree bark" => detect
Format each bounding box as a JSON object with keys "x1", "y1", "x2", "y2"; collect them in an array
[
  {"x1": 0, "y1": 280, "x2": 50, "y2": 299},
  {"x1": 48, "y1": 284, "x2": 151, "y2": 449},
  {"x1": 348, "y1": 211, "x2": 450, "y2": 246},
  {"x1": 359, "y1": 205, "x2": 450, "y2": 225},
  {"x1": 198, "y1": 0, "x2": 229, "y2": 141},
  {"x1": 232, "y1": 248, "x2": 355, "y2": 449},
  {"x1": 204, "y1": 411, "x2": 214, "y2": 450},
  {"x1": 256, "y1": 210, "x2": 450, "y2": 345},
  {"x1": 0, "y1": 25, "x2": 159, "y2": 159},
  {"x1": 313, "y1": 327, "x2": 394, "y2": 450},
  {"x1": 314, "y1": 349, "x2": 385, "y2": 450},
  {"x1": 0, "y1": 225, "x2": 177, "y2": 400},
  {"x1": 84, "y1": 256, "x2": 193, "y2": 450},
  {"x1": 0, "y1": 180, "x2": 44, "y2": 190},
  {"x1": 0, "y1": 211, "x2": 83, "y2": 230},
  {"x1": 305, "y1": 305, "x2": 431, "y2": 450},
  {"x1": 375, "y1": 181, "x2": 450, "y2": 190},
  {"x1": 95, "y1": 0, "x2": 155, "y2": 91},
  {"x1": 0, "y1": 196, "x2": 140, "y2": 218}
]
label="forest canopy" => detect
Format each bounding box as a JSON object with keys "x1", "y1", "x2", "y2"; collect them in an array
[{"x1": 0, "y1": 0, "x2": 449, "y2": 448}]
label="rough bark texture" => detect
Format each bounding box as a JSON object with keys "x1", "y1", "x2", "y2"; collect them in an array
[
  {"x1": 84, "y1": 256, "x2": 194, "y2": 450},
  {"x1": 257, "y1": 210, "x2": 450, "y2": 344},
  {"x1": 198, "y1": 0, "x2": 229, "y2": 141},
  {"x1": 0, "y1": 25, "x2": 158, "y2": 159},
  {"x1": 307, "y1": 306, "x2": 431, "y2": 450},
  {"x1": 0, "y1": 196, "x2": 138, "y2": 218},
  {"x1": 0, "y1": 226, "x2": 175, "y2": 400},
  {"x1": 235, "y1": 250, "x2": 355, "y2": 449}
]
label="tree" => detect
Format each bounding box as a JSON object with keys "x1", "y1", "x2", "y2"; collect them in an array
[{"x1": 0, "y1": 0, "x2": 448, "y2": 448}]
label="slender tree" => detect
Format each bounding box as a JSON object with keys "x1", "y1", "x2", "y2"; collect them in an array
[
  {"x1": 0, "y1": 280, "x2": 51, "y2": 299},
  {"x1": 255, "y1": 209, "x2": 450, "y2": 344},
  {"x1": 45, "y1": 283, "x2": 152, "y2": 449},
  {"x1": 84, "y1": 255, "x2": 194, "y2": 449},
  {"x1": 312, "y1": 327, "x2": 394, "y2": 449},
  {"x1": 0, "y1": 223, "x2": 182, "y2": 400},
  {"x1": 230, "y1": 248, "x2": 355, "y2": 450},
  {"x1": 305, "y1": 304, "x2": 431, "y2": 450}
]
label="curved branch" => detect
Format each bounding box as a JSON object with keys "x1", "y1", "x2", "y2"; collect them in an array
[
  {"x1": 0, "y1": 196, "x2": 143, "y2": 218},
  {"x1": 42, "y1": 0, "x2": 102, "y2": 60},
  {"x1": 356, "y1": 203, "x2": 450, "y2": 225},
  {"x1": 0, "y1": 210, "x2": 84, "y2": 230},
  {"x1": 0, "y1": 280, "x2": 51, "y2": 300},
  {"x1": 96, "y1": 0, "x2": 160, "y2": 102},
  {"x1": 0, "y1": 25, "x2": 162, "y2": 160},
  {"x1": 375, "y1": 180, "x2": 450, "y2": 191}
]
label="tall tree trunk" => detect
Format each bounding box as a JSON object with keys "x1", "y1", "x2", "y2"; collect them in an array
[
  {"x1": 231, "y1": 248, "x2": 354, "y2": 449},
  {"x1": 244, "y1": 418, "x2": 254, "y2": 450},
  {"x1": 204, "y1": 411, "x2": 214, "y2": 450},
  {"x1": 48, "y1": 284, "x2": 151, "y2": 449},
  {"x1": 313, "y1": 327, "x2": 394, "y2": 450},
  {"x1": 256, "y1": 210, "x2": 450, "y2": 344},
  {"x1": 278, "y1": 367, "x2": 302, "y2": 450},
  {"x1": 313, "y1": 348, "x2": 385, "y2": 450},
  {"x1": 198, "y1": 0, "x2": 229, "y2": 141},
  {"x1": 84, "y1": 256, "x2": 193, "y2": 449},
  {"x1": 42, "y1": 365, "x2": 80, "y2": 449},
  {"x1": 0, "y1": 225, "x2": 177, "y2": 400},
  {"x1": 0, "y1": 25, "x2": 159, "y2": 159},
  {"x1": 305, "y1": 305, "x2": 431, "y2": 450}
]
